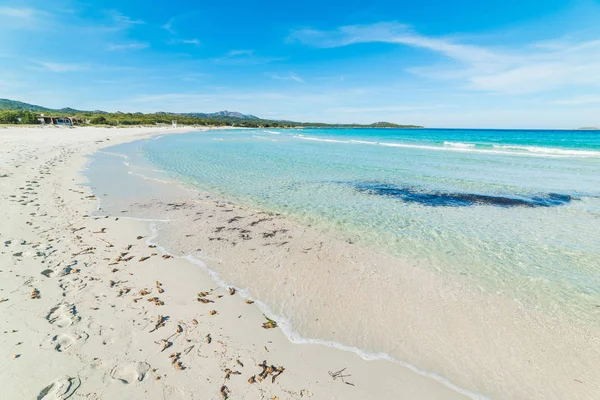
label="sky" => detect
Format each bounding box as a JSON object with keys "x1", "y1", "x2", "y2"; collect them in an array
[{"x1": 1, "y1": 0, "x2": 599, "y2": 128}]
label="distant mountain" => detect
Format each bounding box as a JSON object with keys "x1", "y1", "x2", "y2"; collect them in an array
[
  {"x1": 179, "y1": 111, "x2": 259, "y2": 119},
  {"x1": 58, "y1": 107, "x2": 86, "y2": 114}
]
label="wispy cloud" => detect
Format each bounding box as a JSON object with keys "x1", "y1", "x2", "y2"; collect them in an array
[
  {"x1": 227, "y1": 50, "x2": 255, "y2": 57},
  {"x1": 0, "y1": 78, "x2": 23, "y2": 88},
  {"x1": 552, "y1": 95, "x2": 600, "y2": 106},
  {"x1": 0, "y1": 6, "x2": 49, "y2": 29},
  {"x1": 131, "y1": 93, "x2": 211, "y2": 103},
  {"x1": 271, "y1": 73, "x2": 305, "y2": 83},
  {"x1": 129, "y1": 91, "x2": 288, "y2": 105},
  {"x1": 328, "y1": 104, "x2": 451, "y2": 113},
  {"x1": 169, "y1": 38, "x2": 201, "y2": 46},
  {"x1": 175, "y1": 72, "x2": 209, "y2": 82},
  {"x1": 0, "y1": 7, "x2": 36, "y2": 19},
  {"x1": 162, "y1": 18, "x2": 176, "y2": 34},
  {"x1": 33, "y1": 61, "x2": 88, "y2": 72},
  {"x1": 111, "y1": 12, "x2": 145, "y2": 25},
  {"x1": 108, "y1": 42, "x2": 150, "y2": 51},
  {"x1": 289, "y1": 22, "x2": 600, "y2": 94},
  {"x1": 212, "y1": 50, "x2": 284, "y2": 65}
]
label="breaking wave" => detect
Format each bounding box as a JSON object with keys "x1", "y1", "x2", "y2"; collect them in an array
[{"x1": 293, "y1": 135, "x2": 599, "y2": 158}]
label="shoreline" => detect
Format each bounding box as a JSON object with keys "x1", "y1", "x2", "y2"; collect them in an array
[
  {"x1": 83, "y1": 129, "x2": 600, "y2": 399},
  {"x1": 0, "y1": 126, "x2": 471, "y2": 399},
  {"x1": 143, "y1": 221, "x2": 485, "y2": 400}
]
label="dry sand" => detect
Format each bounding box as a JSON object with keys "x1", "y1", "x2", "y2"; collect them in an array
[{"x1": 0, "y1": 126, "x2": 468, "y2": 400}]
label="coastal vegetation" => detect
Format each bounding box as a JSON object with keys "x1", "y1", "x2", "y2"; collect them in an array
[{"x1": 0, "y1": 98, "x2": 422, "y2": 129}]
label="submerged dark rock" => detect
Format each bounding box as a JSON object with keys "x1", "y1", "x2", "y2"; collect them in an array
[{"x1": 350, "y1": 182, "x2": 573, "y2": 208}]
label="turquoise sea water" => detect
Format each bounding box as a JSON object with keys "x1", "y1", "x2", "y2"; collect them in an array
[{"x1": 128, "y1": 128, "x2": 600, "y2": 321}]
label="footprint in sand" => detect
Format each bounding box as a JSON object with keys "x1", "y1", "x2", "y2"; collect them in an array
[
  {"x1": 41, "y1": 331, "x2": 89, "y2": 352},
  {"x1": 110, "y1": 362, "x2": 151, "y2": 384},
  {"x1": 37, "y1": 375, "x2": 81, "y2": 400},
  {"x1": 46, "y1": 303, "x2": 80, "y2": 328},
  {"x1": 58, "y1": 277, "x2": 87, "y2": 297}
]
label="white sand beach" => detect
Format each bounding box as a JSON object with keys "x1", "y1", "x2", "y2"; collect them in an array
[{"x1": 0, "y1": 126, "x2": 470, "y2": 400}]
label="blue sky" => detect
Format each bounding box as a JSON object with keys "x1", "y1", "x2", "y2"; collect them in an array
[{"x1": 1, "y1": 0, "x2": 599, "y2": 128}]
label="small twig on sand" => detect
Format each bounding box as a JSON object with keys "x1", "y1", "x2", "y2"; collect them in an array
[
  {"x1": 329, "y1": 368, "x2": 355, "y2": 386},
  {"x1": 72, "y1": 247, "x2": 94, "y2": 256},
  {"x1": 99, "y1": 238, "x2": 114, "y2": 248}
]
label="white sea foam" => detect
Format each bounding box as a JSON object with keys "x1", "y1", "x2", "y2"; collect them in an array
[
  {"x1": 294, "y1": 135, "x2": 352, "y2": 144},
  {"x1": 294, "y1": 135, "x2": 597, "y2": 158},
  {"x1": 126, "y1": 169, "x2": 174, "y2": 185},
  {"x1": 94, "y1": 194, "x2": 102, "y2": 212},
  {"x1": 444, "y1": 141, "x2": 476, "y2": 148},
  {"x1": 493, "y1": 144, "x2": 600, "y2": 157},
  {"x1": 263, "y1": 130, "x2": 281, "y2": 135},
  {"x1": 349, "y1": 139, "x2": 379, "y2": 145},
  {"x1": 96, "y1": 150, "x2": 130, "y2": 160}
]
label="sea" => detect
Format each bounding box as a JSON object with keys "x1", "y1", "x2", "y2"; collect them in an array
[{"x1": 85, "y1": 128, "x2": 600, "y2": 399}]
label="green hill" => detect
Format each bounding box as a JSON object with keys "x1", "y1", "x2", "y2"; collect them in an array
[
  {"x1": 0, "y1": 99, "x2": 97, "y2": 114},
  {"x1": 0, "y1": 99, "x2": 53, "y2": 112},
  {"x1": 370, "y1": 121, "x2": 409, "y2": 128}
]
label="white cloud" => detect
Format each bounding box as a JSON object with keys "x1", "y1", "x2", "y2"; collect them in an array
[
  {"x1": 34, "y1": 62, "x2": 87, "y2": 72},
  {"x1": 163, "y1": 18, "x2": 176, "y2": 34},
  {"x1": 0, "y1": 78, "x2": 23, "y2": 88},
  {"x1": 328, "y1": 104, "x2": 451, "y2": 113},
  {"x1": 272, "y1": 73, "x2": 305, "y2": 83},
  {"x1": 108, "y1": 42, "x2": 150, "y2": 51},
  {"x1": 552, "y1": 95, "x2": 600, "y2": 106},
  {"x1": 227, "y1": 50, "x2": 255, "y2": 57},
  {"x1": 288, "y1": 22, "x2": 499, "y2": 63},
  {"x1": 0, "y1": 7, "x2": 36, "y2": 19},
  {"x1": 289, "y1": 22, "x2": 600, "y2": 94},
  {"x1": 112, "y1": 12, "x2": 145, "y2": 25},
  {"x1": 212, "y1": 50, "x2": 284, "y2": 65},
  {"x1": 169, "y1": 38, "x2": 201, "y2": 46}
]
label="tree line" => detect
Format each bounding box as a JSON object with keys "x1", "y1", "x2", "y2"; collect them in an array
[{"x1": 0, "y1": 109, "x2": 422, "y2": 129}]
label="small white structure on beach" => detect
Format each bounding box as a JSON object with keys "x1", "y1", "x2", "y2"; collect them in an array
[
  {"x1": 172, "y1": 120, "x2": 177, "y2": 128},
  {"x1": 37, "y1": 114, "x2": 81, "y2": 126}
]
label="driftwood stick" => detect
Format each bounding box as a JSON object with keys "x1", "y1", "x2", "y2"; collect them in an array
[
  {"x1": 98, "y1": 238, "x2": 114, "y2": 247},
  {"x1": 329, "y1": 368, "x2": 355, "y2": 386}
]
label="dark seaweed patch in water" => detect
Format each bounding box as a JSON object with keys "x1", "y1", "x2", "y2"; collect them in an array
[{"x1": 351, "y1": 182, "x2": 573, "y2": 208}]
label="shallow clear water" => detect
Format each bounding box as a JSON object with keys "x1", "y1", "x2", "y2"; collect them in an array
[{"x1": 110, "y1": 128, "x2": 600, "y2": 321}]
